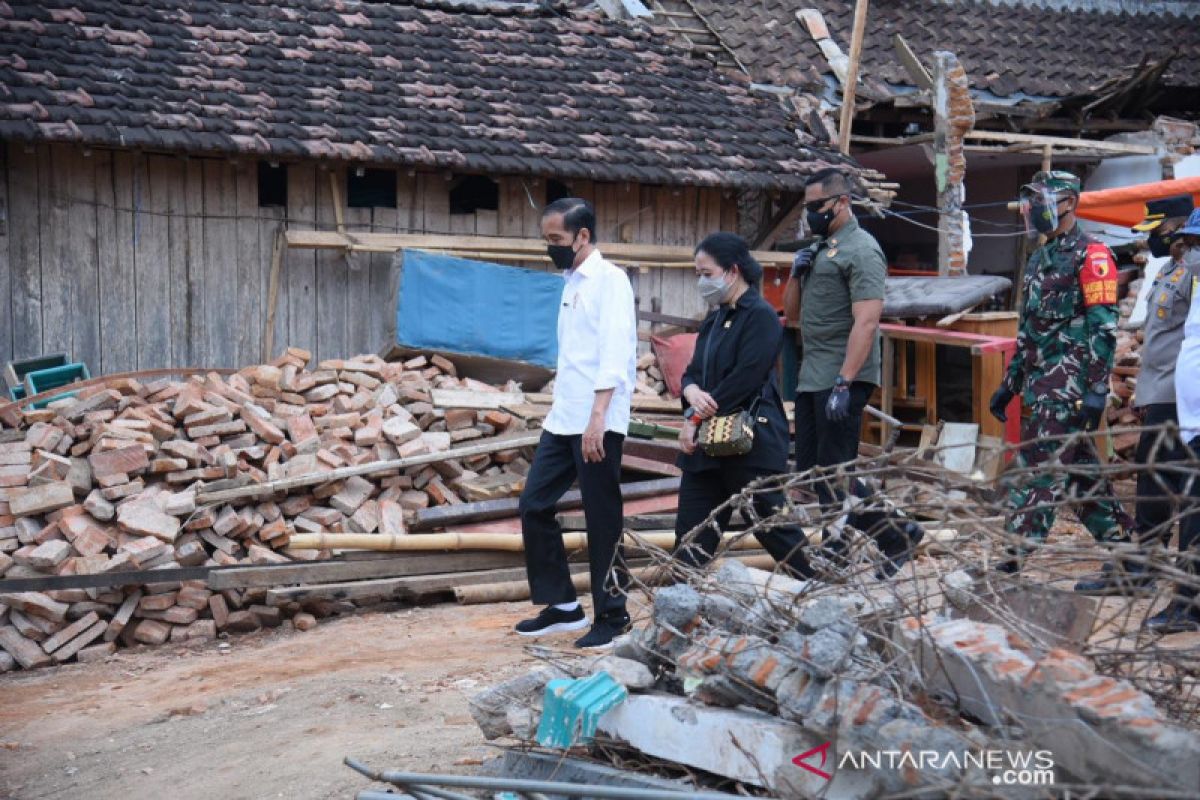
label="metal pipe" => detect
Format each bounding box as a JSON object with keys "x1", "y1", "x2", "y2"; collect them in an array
[{"x1": 344, "y1": 758, "x2": 755, "y2": 800}]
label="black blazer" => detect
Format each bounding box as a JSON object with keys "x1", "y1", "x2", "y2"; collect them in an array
[{"x1": 677, "y1": 287, "x2": 789, "y2": 473}]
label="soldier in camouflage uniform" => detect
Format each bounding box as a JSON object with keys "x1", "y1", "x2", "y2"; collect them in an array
[{"x1": 988, "y1": 170, "x2": 1135, "y2": 589}]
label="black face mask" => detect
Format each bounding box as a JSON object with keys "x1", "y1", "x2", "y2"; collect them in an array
[
  {"x1": 547, "y1": 233, "x2": 580, "y2": 271},
  {"x1": 1148, "y1": 231, "x2": 1173, "y2": 259},
  {"x1": 806, "y1": 207, "x2": 836, "y2": 238},
  {"x1": 1029, "y1": 201, "x2": 1057, "y2": 235}
]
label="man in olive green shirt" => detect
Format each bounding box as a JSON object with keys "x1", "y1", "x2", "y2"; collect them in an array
[{"x1": 783, "y1": 168, "x2": 923, "y2": 578}]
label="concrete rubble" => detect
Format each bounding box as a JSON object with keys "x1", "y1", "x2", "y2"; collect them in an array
[{"x1": 471, "y1": 559, "x2": 1200, "y2": 797}]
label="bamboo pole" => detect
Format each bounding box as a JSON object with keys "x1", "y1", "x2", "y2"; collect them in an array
[
  {"x1": 286, "y1": 530, "x2": 761, "y2": 553},
  {"x1": 454, "y1": 554, "x2": 779, "y2": 605},
  {"x1": 838, "y1": 0, "x2": 871, "y2": 155},
  {"x1": 287, "y1": 528, "x2": 959, "y2": 553},
  {"x1": 195, "y1": 432, "x2": 540, "y2": 505}
]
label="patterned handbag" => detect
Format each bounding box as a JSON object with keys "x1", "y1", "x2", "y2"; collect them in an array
[{"x1": 697, "y1": 406, "x2": 758, "y2": 457}]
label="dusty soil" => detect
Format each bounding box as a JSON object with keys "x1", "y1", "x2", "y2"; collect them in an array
[{"x1": 0, "y1": 601, "x2": 559, "y2": 800}]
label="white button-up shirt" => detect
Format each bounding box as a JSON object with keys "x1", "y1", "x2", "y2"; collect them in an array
[{"x1": 543, "y1": 249, "x2": 638, "y2": 437}]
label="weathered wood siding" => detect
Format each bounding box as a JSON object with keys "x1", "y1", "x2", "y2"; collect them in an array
[{"x1": 1, "y1": 142, "x2": 736, "y2": 371}]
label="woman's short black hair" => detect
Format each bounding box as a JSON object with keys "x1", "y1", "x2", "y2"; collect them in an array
[{"x1": 695, "y1": 232, "x2": 763, "y2": 286}]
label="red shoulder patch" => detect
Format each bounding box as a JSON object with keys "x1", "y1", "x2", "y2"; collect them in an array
[{"x1": 1079, "y1": 243, "x2": 1118, "y2": 307}]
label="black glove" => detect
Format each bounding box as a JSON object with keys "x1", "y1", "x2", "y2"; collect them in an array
[
  {"x1": 825, "y1": 383, "x2": 851, "y2": 422},
  {"x1": 989, "y1": 385, "x2": 1015, "y2": 422},
  {"x1": 791, "y1": 247, "x2": 816, "y2": 279},
  {"x1": 1080, "y1": 389, "x2": 1108, "y2": 431}
]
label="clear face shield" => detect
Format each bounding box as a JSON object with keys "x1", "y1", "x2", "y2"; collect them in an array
[{"x1": 1019, "y1": 184, "x2": 1063, "y2": 236}]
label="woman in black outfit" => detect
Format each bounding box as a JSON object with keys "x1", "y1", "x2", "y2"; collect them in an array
[{"x1": 674, "y1": 232, "x2": 813, "y2": 577}]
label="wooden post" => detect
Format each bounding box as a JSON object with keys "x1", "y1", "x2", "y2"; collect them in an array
[
  {"x1": 837, "y1": 0, "x2": 870, "y2": 155},
  {"x1": 262, "y1": 226, "x2": 285, "y2": 362},
  {"x1": 932, "y1": 51, "x2": 974, "y2": 277},
  {"x1": 329, "y1": 172, "x2": 346, "y2": 235}
]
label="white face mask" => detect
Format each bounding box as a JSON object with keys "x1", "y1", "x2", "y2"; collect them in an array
[
  {"x1": 697, "y1": 273, "x2": 731, "y2": 306},
  {"x1": 1182, "y1": 247, "x2": 1200, "y2": 269}
]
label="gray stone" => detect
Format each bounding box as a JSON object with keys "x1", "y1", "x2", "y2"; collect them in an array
[
  {"x1": 710, "y1": 559, "x2": 756, "y2": 601},
  {"x1": 699, "y1": 592, "x2": 743, "y2": 631},
  {"x1": 611, "y1": 628, "x2": 656, "y2": 665},
  {"x1": 782, "y1": 627, "x2": 854, "y2": 679},
  {"x1": 590, "y1": 655, "x2": 654, "y2": 690},
  {"x1": 83, "y1": 490, "x2": 115, "y2": 522},
  {"x1": 652, "y1": 584, "x2": 702, "y2": 630},
  {"x1": 941, "y1": 569, "x2": 976, "y2": 611},
  {"x1": 798, "y1": 596, "x2": 857, "y2": 632},
  {"x1": 469, "y1": 668, "x2": 554, "y2": 741}
]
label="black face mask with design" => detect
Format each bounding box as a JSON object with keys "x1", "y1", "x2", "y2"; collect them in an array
[
  {"x1": 1148, "y1": 231, "x2": 1173, "y2": 259},
  {"x1": 547, "y1": 232, "x2": 581, "y2": 270},
  {"x1": 806, "y1": 207, "x2": 836, "y2": 238}
]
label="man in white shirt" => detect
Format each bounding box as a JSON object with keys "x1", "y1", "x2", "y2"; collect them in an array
[{"x1": 515, "y1": 197, "x2": 638, "y2": 649}]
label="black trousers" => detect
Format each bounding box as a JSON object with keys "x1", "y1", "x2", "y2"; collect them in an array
[
  {"x1": 1133, "y1": 403, "x2": 1193, "y2": 545},
  {"x1": 794, "y1": 383, "x2": 909, "y2": 552},
  {"x1": 519, "y1": 430, "x2": 628, "y2": 621},
  {"x1": 673, "y1": 464, "x2": 812, "y2": 577}
]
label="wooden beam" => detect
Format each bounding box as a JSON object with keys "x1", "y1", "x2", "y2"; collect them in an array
[
  {"x1": 965, "y1": 130, "x2": 1157, "y2": 155},
  {"x1": 283, "y1": 230, "x2": 795, "y2": 269},
  {"x1": 329, "y1": 171, "x2": 345, "y2": 235},
  {"x1": 411, "y1": 477, "x2": 680, "y2": 531},
  {"x1": 194, "y1": 432, "x2": 540, "y2": 505},
  {"x1": 752, "y1": 193, "x2": 805, "y2": 250},
  {"x1": 262, "y1": 225, "x2": 285, "y2": 362},
  {"x1": 893, "y1": 34, "x2": 933, "y2": 92},
  {"x1": 838, "y1": 0, "x2": 871, "y2": 155}
]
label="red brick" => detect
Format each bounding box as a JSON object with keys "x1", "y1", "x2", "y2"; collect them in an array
[
  {"x1": 87, "y1": 444, "x2": 148, "y2": 480},
  {"x1": 131, "y1": 619, "x2": 171, "y2": 645}
]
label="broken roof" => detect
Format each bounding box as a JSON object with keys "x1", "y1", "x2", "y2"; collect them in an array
[
  {"x1": 0, "y1": 0, "x2": 859, "y2": 191},
  {"x1": 688, "y1": 0, "x2": 1200, "y2": 101}
]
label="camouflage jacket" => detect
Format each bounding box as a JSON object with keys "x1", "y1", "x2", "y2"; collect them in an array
[{"x1": 1004, "y1": 224, "x2": 1119, "y2": 407}]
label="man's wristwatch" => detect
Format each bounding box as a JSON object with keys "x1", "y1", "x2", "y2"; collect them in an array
[
  {"x1": 833, "y1": 375, "x2": 849, "y2": 390},
  {"x1": 683, "y1": 407, "x2": 703, "y2": 425}
]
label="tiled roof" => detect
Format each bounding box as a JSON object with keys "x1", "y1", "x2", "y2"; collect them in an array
[
  {"x1": 0, "y1": 0, "x2": 859, "y2": 192},
  {"x1": 689, "y1": 0, "x2": 1200, "y2": 99}
]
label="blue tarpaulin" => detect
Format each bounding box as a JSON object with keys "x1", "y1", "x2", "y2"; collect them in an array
[{"x1": 396, "y1": 249, "x2": 563, "y2": 369}]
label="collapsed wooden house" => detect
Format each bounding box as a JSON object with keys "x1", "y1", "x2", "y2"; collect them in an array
[
  {"x1": 650, "y1": 0, "x2": 1200, "y2": 276},
  {"x1": 0, "y1": 0, "x2": 880, "y2": 374}
]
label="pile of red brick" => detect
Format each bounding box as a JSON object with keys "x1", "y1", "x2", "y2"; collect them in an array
[{"x1": 0, "y1": 348, "x2": 537, "y2": 671}]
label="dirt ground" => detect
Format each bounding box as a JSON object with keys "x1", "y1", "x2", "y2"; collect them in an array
[{"x1": 0, "y1": 601, "x2": 563, "y2": 800}]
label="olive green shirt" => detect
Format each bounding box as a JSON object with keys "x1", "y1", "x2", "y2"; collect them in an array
[{"x1": 797, "y1": 217, "x2": 886, "y2": 393}]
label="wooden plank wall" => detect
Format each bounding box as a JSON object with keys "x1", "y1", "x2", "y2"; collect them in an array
[{"x1": 1, "y1": 141, "x2": 737, "y2": 372}]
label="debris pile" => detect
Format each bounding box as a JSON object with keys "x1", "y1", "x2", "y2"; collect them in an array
[
  {"x1": 468, "y1": 438, "x2": 1200, "y2": 797},
  {"x1": 1109, "y1": 279, "x2": 1145, "y2": 455},
  {"x1": 0, "y1": 348, "x2": 542, "y2": 669}
]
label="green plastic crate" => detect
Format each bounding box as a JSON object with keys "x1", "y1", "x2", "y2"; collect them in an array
[{"x1": 23, "y1": 362, "x2": 90, "y2": 410}]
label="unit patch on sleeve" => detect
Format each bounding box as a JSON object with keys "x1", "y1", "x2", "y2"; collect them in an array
[{"x1": 1079, "y1": 243, "x2": 1118, "y2": 307}]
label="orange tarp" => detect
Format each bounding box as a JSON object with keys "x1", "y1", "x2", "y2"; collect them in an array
[{"x1": 1076, "y1": 176, "x2": 1200, "y2": 228}]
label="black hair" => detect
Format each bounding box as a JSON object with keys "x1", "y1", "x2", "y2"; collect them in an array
[
  {"x1": 695, "y1": 232, "x2": 763, "y2": 286},
  {"x1": 804, "y1": 167, "x2": 854, "y2": 197},
  {"x1": 542, "y1": 197, "x2": 598, "y2": 244}
]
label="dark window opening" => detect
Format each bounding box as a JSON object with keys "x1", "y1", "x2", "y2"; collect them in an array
[
  {"x1": 546, "y1": 179, "x2": 571, "y2": 204},
  {"x1": 258, "y1": 162, "x2": 287, "y2": 207},
  {"x1": 449, "y1": 174, "x2": 500, "y2": 215},
  {"x1": 347, "y1": 168, "x2": 397, "y2": 208}
]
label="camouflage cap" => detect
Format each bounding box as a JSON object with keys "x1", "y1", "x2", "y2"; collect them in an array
[{"x1": 1028, "y1": 170, "x2": 1082, "y2": 196}]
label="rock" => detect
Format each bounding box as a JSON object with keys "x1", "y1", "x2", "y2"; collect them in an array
[
  {"x1": 652, "y1": 584, "x2": 702, "y2": 630},
  {"x1": 469, "y1": 668, "x2": 555, "y2": 740},
  {"x1": 83, "y1": 490, "x2": 115, "y2": 522},
  {"x1": 293, "y1": 612, "x2": 317, "y2": 632},
  {"x1": 780, "y1": 627, "x2": 854, "y2": 679},
  {"x1": 941, "y1": 569, "x2": 976, "y2": 611},
  {"x1": 589, "y1": 655, "x2": 654, "y2": 690}
]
